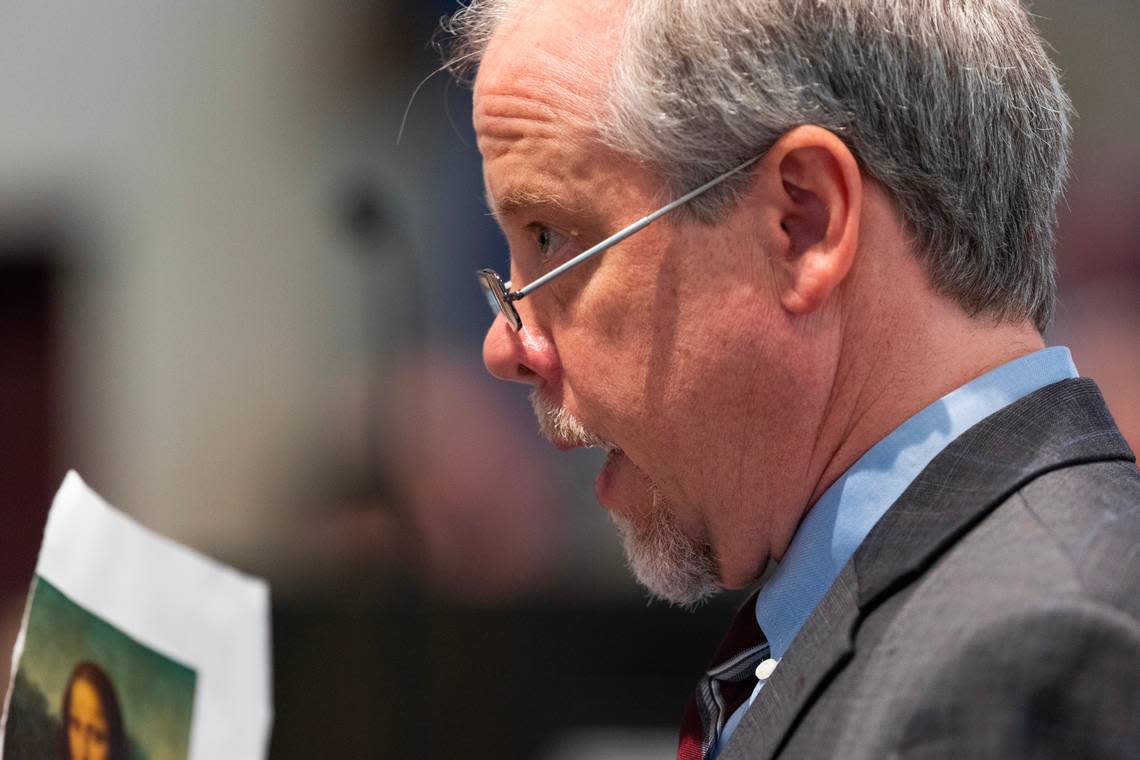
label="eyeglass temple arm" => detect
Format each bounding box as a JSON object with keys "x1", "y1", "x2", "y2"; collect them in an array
[{"x1": 510, "y1": 155, "x2": 762, "y2": 301}]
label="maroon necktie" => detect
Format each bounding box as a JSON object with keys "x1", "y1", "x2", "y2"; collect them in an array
[{"x1": 678, "y1": 592, "x2": 769, "y2": 760}]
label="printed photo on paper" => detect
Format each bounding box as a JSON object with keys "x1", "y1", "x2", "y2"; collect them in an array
[{"x1": 4, "y1": 576, "x2": 196, "y2": 760}]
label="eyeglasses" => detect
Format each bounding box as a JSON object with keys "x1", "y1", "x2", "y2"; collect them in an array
[{"x1": 478, "y1": 154, "x2": 761, "y2": 331}]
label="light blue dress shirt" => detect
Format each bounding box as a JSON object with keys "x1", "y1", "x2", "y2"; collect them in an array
[{"x1": 711, "y1": 346, "x2": 1079, "y2": 757}]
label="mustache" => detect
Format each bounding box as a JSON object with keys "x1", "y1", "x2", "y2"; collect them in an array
[{"x1": 530, "y1": 390, "x2": 617, "y2": 451}]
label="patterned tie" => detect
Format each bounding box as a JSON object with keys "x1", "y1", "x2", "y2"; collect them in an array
[{"x1": 678, "y1": 592, "x2": 769, "y2": 760}]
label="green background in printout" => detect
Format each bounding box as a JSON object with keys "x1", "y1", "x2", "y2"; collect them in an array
[{"x1": 4, "y1": 575, "x2": 196, "y2": 760}]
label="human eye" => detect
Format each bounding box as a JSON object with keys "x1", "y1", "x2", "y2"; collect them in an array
[{"x1": 529, "y1": 223, "x2": 571, "y2": 262}]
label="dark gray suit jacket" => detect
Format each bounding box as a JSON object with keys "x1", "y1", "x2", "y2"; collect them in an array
[{"x1": 720, "y1": 378, "x2": 1140, "y2": 759}]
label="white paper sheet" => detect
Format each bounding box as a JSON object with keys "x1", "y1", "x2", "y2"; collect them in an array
[{"x1": 1, "y1": 471, "x2": 272, "y2": 760}]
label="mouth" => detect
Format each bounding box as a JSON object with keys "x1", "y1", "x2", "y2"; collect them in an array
[
  {"x1": 531, "y1": 389, "x2": 619, "y2": 454},
  {"x1": 550, "y1": 436, "x2": 615, "y2": 453},
  {"x1": 529, "y1": 390, "x2": 637, "y2": 508},
  {"x1": 550, "y1": 436, "x2": 620, "y2": 455}
]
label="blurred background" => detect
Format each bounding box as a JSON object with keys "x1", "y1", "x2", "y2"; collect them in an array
[{"x1": 0, "y1": 1, "x2": 1136, "y2": 757}]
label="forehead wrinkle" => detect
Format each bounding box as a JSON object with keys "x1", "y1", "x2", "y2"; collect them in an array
[
  {"x1": 475, "y1": 1, "x2": 625, "y2": 136},
  {"x1": 474, "y1": 1, "x2": 630, "y2": 228},
  {"x1": 474, "y1": 94, "x2": 563, "y2": 163},
  {"x1": 475, "y1": 91, "x2": 560, "y2": 129},
  {"x1": 474, "y1": 85, "x2": 597, "y2": 158},
  {"x1": 475, "y1": 92, "x2": 596, "y2": 223}
]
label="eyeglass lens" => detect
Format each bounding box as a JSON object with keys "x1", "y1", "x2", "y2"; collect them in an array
[{"x1": 478, "y1": 269, "x2": 521, "y2": 330}]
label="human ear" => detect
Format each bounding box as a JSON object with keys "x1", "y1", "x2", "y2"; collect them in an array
[{"x1": 762, "y1": 125, "x2": 862, "y2": 315}]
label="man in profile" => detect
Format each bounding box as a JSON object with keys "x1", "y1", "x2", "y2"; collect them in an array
[{"x1": 443, "y1": 1, "x2": 1140, "y2": 757}]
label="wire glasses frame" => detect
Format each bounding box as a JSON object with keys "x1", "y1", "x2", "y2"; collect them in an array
[{"x1": 478, "y1": 154, "x2": 762, "y2": 331}]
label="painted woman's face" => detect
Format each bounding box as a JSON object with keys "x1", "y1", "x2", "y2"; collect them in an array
[{"x1": 67, "y1": 678, "x2": 109, "y2": 760}]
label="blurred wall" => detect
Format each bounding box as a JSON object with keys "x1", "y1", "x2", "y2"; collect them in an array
[
  {"x1": 1, "y1": 1, "x2": 477, "y2": 576},
  {"x1": 3, "y1": 1, "x2": 348, "y2": 552},
  {"x1": 1039, "y1": 0, "x2": 1140, "y2": 447}
]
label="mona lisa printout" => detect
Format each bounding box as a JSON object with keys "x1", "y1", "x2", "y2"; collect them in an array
[{"x1": 0, "y1": 472, "x2": 271, "y2": 760}]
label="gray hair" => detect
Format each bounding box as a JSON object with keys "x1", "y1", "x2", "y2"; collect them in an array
[{"x1": 442, "y1": 0, "x2": 1072, "y2": 331}]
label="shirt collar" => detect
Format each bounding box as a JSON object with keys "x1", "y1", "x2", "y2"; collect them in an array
[{"x1": 754, "y1": 346, "x2": 1079, "y2": 658}]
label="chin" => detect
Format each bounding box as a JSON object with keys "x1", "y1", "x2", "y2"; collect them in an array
[{"x1": 609, "y1": 485, "x2": 723, "y2": 609}]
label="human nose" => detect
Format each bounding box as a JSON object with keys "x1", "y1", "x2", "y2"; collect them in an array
[{"x1": 482, "y1": 314, "x2": 562, "y2": 387}]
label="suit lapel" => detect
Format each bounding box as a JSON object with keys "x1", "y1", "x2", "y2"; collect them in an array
[
  {"x1": 719, "y1": 379, "x2": 1134, "y2": 760},
  {"x1": 718, "y1": 562, "x2": 860, "y2": 760},
  {"x1": 854, "y1": 378, "x2": 1133, "y2": 609}
]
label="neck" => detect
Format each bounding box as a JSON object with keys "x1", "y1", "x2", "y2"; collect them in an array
[{"x1": 805, "y1": 296, "x2": 1045, "y2": 515}]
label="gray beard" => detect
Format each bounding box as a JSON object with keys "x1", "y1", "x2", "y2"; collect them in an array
[
  {"x1": 610, "y1": 483, "x2": 721, "y2": 609},
  {"x1": 530, "y1": 388, "x2": 721, "y2": 607}
]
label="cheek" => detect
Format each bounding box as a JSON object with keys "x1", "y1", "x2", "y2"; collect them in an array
[
  {"x1": 554, "y1": 264, "x2": 711, "y2": 446},
  {"x1": 558, "y1": 316, "x2": 656, "y2": 428}
]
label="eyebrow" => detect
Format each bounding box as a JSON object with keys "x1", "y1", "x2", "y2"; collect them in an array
[{"x1": 486, "y1": 185, "x2": 579, "y2": 222}]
